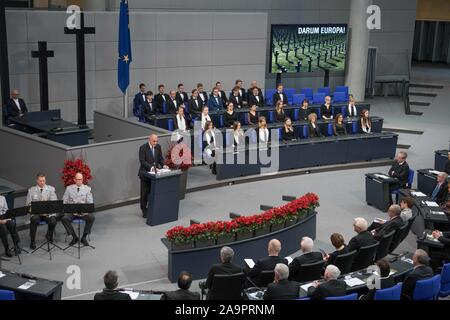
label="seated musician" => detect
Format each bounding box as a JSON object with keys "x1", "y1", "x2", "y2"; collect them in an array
[
  {"x1": 0, "y1": 195, "x2": 21, "y2": 257},
  {"x1": 246, "y1": 105, "x2": 258, "y2": 127},
  {"x1": 298, "y1": 99, "x2": 310, "y2": 121}
]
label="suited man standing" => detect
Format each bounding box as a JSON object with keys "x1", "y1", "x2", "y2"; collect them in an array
[
  {"x1": 214, "y1": 82, "x2": 228, "y2": 105},
  {"x1": 138, "y1": 134, "x2": 167, "y2": 218},
  {"x1": 142, "y1": 91, "x2": 156, "y2": 121},
  {"x1": 197, "y1": 83, "x2": 209, "y2": 106},
  {"x1": 133, "y1": 83, "x2": 146, "y2": 116},
  {"x1": 368, "y1": 204, "x2": 404, "y2": 241},
  {"x1": 431, "y1": 172, "x2": 448, "y2": 205},
  {"x1": 289, "y1": 237, "x2": 323, "y2": 280},
  {"x1": 6, "y1": 89, "x2": 28, "y2": 120},
  {"x1": 162, "y1": 271, "x2": 200, "y2": 300},
  {"x1": 207, "y1": 87, "x2": 224, "y2": 111},
  {"x1": 235, "y1": 79, "x2": 247, "y2": 102},
  {"x1": 247, "y1": 80, "x2": 264, "y2": 102},
  {"x1": 246, "y1": 239, "x2": 288, "y2": 287},
  {"x1": 229, "y1": 86, "x2": 244, "y2": 109},
  {"x1": 401, "y1": 249, "x2": 434, "y2": 300},
  {"x1": 176, "y1": 83, "x2": 189, "y2": 106},
  {"x1": 248, "y1": 87, "x2": 264, "y2": 108},
  {"x1": 347, "y1": 217, "x2": 377, "y2": 253},
  {"x1": 154, "y1": 84, "x2": 171, "y2": 113},
  {"x1": 307, "y1": 265, "x2": 346, "y2": 300},
  {"x1": 165, "y1": 90, "x2": 179, "y2": 114},
  {"x1": 388, "y1": 151, "x2": 410, "y2": 188},
  {"x1": 272, "y1": 84, "x2": 288, "y2": 107},
  {"x1": 263, "y1": 264, "x2": 300, "y2": 300},
  {"x1": 189, "y1": 89, "x2": 202, "y2": 114}
]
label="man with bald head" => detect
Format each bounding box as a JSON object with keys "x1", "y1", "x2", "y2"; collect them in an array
[
  {"x1": 6, "y1": 89, "x2": 28, "y2": 121},
  {"x1": 62, "y1": 172, "x2": 95, "y2": 246},
  {"x1": 246, "y1": 239, "x2": 288, "y2": 287},
  {"x1": 138, "y1": 134, "x2": 167, "y2": 218},
  {"x1": 289, "y1": 237, "x2": 323, "y2": 280}
]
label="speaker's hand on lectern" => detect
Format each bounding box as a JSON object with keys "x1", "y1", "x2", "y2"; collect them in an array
[{"x1": 163, "y1": 165, "x2": 169, "y2": 170}]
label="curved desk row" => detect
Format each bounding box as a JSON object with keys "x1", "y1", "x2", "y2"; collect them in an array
[{"x1": 435, "y1": 150, "x2": 448, "y2": 172}]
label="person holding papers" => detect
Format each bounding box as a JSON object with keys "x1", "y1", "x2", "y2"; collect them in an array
[
  {"x1": 0, "y1": 195, "x2": 21, "y2": 257},
  {"x1": 324, "y1": 233, "x2": 348, "y2": 266},
  {"x1": 61, "y1": 172, "x2": 95, "y2": 247},
  {"x1": 289, "y1": 237, "x2": 323, "y2": 280},
  {"x1": 431, "y1": 172, "x2": 448, "y2": 205},
  {"x1": 263, "y1": 264, "x2": 300, "y2": 300},
  {"x1": 138, "y1": 134, "x2": 168, "y2": 219},
  {"x1": 307, "y1": 265, "x2": 346, "y2": 300},
  {"x1": 368, "y1": 205, "x2": 404, "y2": 241},
  {"x1": 246, "y1": 239, "x2": 288, "y2": 287}
]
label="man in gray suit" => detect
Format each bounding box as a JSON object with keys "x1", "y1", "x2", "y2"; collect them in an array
[
  {"x1": 62, "y1": 172, "x2": 95, "y2": 247},
  {"x1": 26, "y1": 172, "x2": 58, "y2": 249}
]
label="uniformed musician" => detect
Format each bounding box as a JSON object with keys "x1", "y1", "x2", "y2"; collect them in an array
[
  {"x1": 61, "y1": 172, "x2": 95, "y2": 247},
  {"x1": 26, "y1": 172, "x2": 58, "y2": 249},
  {"x1": 0, "y1": 195, "x2": 22, "y2": 257}
]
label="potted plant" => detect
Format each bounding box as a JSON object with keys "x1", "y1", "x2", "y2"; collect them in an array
[
  {"x1": 253, "y1": 212, "x2": 272, "y2": 237},
  {"x1": 269, "y1": 208, "x2": 286, "y2": 232},
  {"x1": 234, "y1": 216, "x2": 255, "y2": 241},
  {"x1": 193, "y1": 222, "x2": 217, "y2": 248},
  {"x1": 166, "y1": 226, "x2": 195, "y2": 251},
  {"x1": 165, "y1": 142, "x2": 193, "y2": 200},
  {"x1": 215, "y1": 221, "x2": 237, "y2": 244}
]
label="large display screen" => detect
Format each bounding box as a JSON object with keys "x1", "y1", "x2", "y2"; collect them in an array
[{"x1": 270, "y1": 24, "x2": 348, "y2": 73}]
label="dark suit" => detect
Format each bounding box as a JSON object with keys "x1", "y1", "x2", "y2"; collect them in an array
[
  {"x1": 162, "y1": 289, "x2": 200, "y2": 300},
  {"x1": 308, "y1": 123, "x2": 322, "y2": 138},
  {"x1": 263, "y1": 279, "x2": 300, "y2": 300},
  {"x1": 188, "y1": 98, "x2": 202, "y2": 114},
  {"x1": 370, "y1": 216, "x2": 403, "y2": 241},
  {"x1": 176, "y1": 91, "x2": 189, "y2": 106},
  {"x1": 198, "y1": 91, "x2": 208, "y2": 106},
  {"x1": 223, "y1": 111, "x2": 238, "y2": 128},
  {"x1": 347, "y1": 230, "x2": 377, "y2": 253},
  {"x1": 142, "y1": 100, "x2": 156, "y2": 119},
  {"x1": 388, "y1": 161, "x2": 410, "y2": 187},
  {"x1": 154, "y1": 93, "x2": 171, "y2": 113},
  {"x1": 321, "y1": 104, "x2": 333, "y2": 119},
  {"x1": 272, "y1": 92, "x2": 288, "y2": 105},
  {"x1": 229, "y1": 95, "x2": 243, "y2": 109},
  {"x1": 432, "y1": 181, "x2": 448, "y2": 205},
  {"x1": 246, "y1": 256, "x2": 288, "y2": 286},
  {"x1": 207, "y1": 95, "x2": 224, "y2": 111},
  {"x1": 247, "y1": 87, "x2": 264, "y2": 103},
  {"x1": 248, "y1": 94, "x2": 264, "y2": 108},
  {"x1": 289, "y1": 252, "x2": 323, "y2": 280},
  {"x1": 298, "y1": 108, "x2": 310, "y2": 121},
  {"x1": 6, "y1": 98, "x2": 28, "y2": 119},
  {"x1": 133, "y1": 92, "x2": 146, "y2": 115},
  {"x1": 430, "y1": 231, "x2": 450, "y2": 270},
  {"x1": 94, "y1": 289, "x2": 132, "y2": 300},
  {"x1": 363, "y1": 276, "x2": 396, "y2": 300},
  {"x1": 205, "y1": 262, "x2": 243, "y2": 289},
  {"x1": 165, "y1": 98, "x2": 179, "y2": 114},
  {"x1": 307, "y1": 279, "x2": 347, "y2": 300},
  {"x1": 401, "y1": 265, "x2": 434, "y2": 300},
  {"x1": 238, "y1": 88, "x2": 247, "y2": 102},
  {"x1": 213, "y1": 90, "x2": 228, "y2": 105},
  {"x1": 326, "y1": 246, "x2": 349, "y2": 266},
  {"x1": 138, "y1": 143, "x2": 165, "y2": 214}
]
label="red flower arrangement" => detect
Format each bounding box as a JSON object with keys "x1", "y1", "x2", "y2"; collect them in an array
[
  {"x1": 165, "y1": 142, "x2": 193, "y2": 171},
  {"x1": 61, "y1": 158, "x2": 92, "y2": 187},
  {"x1": 166, "y1": 193, "x2": 319, "y2": 244}
]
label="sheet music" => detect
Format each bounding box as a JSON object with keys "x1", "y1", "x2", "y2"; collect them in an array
[
  {"x1": 431, "y1": 211, "x2": 445, "y2": 215},
  {"x1": 411, "y1": 191, "x2": 426, "y2": 197},
  {"x1": 425, "y1": 201, "x2": 439, "y2": 207},
  {"x1": 300, "y1": 282, "x2": 315, "y2": 291},
  {"x1": 244, "y1": 259, "x2": 255, "y2": 269},
  {"x1": 0, "y1": 272, "x2": 5, "y2": 279},
  {"x1": 344, "y1": 277, "x2": 366, "y2": 287},
  {"x1": 285, "y1": 256, "x2": 293, "y2": 265},
  {"x1": 18, "y1": 281, "x2": 36, "y2": 290},
  {"x1": 123, "y1": 291, "x2": 140, "y2": 300},
  {"x1": 148, "y1": 168, "x2": 171, "y2": 175},
  {"x1": 429, "y1": 170, "x2": 441, "y2": 175},
  {"x1": 374, "y1": 174, "x2": 389, "y2": 179}
]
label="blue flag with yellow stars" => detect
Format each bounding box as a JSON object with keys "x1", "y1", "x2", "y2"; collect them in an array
[{"x1": 118, "y1": 0, "x2": 132, "y2": 94}]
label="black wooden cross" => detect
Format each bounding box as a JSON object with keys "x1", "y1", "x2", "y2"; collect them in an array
[
  {"x1": 31, "y1": 41, "x2": 54, "y2": 111},
  {"x1": 64, "y1": 12, "x2": 95, "y2": 127}
]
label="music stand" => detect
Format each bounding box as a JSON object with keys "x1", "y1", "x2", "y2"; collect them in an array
[
  {"x1": 62, "y1": 203, "x2": 95, "y2": 259},
  {"x1": 30, "y1": 200, "x2": 64, "y2": 260},
  {"x1": 0, "y1": 206, "x2": 31, "y2": 266}
]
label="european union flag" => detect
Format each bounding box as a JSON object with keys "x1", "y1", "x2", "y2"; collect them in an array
[{"x1": 118, "y1": 0, "x2": 132, "y2": 94}]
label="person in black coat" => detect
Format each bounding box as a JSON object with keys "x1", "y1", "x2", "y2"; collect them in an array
[
  {"x1": 229, "y1": 86, "x2": 244, "y2": 109},
  {"x1": 204, "y1": 246, "x2": 243, "y2": 299},
  {"x1": 263, "y1": 263, "x2": 300, "y2": 300},
  {"x1": 289, "y1": 237, "x2": 324, "y2": 280},
  {"x1": 369, "y1": 205, "x2": 404, "y2": 241},
  {"x1": 362, "y1": 259, "x2": 396, "y2": 300},
  {"x1": 165, "y1": 91, "x2": 180, "y2": 114},
  {"x1": 162, "y1": 271, "x2": 200, "y2": 300},
  {"x1": 347, "y1": 217, "x2": 378, "y2": 253},
  {"x1": 247, "y1": 80, "x2": 264, "y2": 103},
  {"x1": 138, "y1": 134, "x2": 167, "y2": 218},
  {"x1": 431, "y1": 173, "x2": 448, "y2": 205},
  {"x1": 175, "y1": 83, "x2": 189, "y2": 106},
  {"x1": 282, "y1": 118, "x2": 296, "y2": 141},
  {"x1": 6, "y1": 89, "x2": 28, "y2": 120},
  {"x1": 388, "y1": 151, "x2": 410, "y2": 188},
  {"x1": 142, "y1": 91, "x2": 157, "y2": 120},
  {"x1": 246, "y1": 239, "x2": 288, "y2": 287},
  {"x1": 298, "y1": 99, "x2": 311, "y2": 121},
  {"x1": 197, "y1": 83, "x2": 209, "y2": 106},
  {"x1": 188, "y1": 89, "x2": 203, "y2": 114},
  {"x1": 214, "y1": 81, "x2": 228, "y2": 105},
  {"x1": 154, "y1": 84, "x2": 171, "y2": 114},
  {"x1": 307, "y1": 113, "x2": 322, "y2": 138},
  {"x1": 248, "y1": 87, "x2": 264, "y2": 108},
  {"x1": 223, "y1": 102, "x2": 238, "y2": 128},
  {"x1": 272, "y1": 84, "x2": 288, "y2": 107},
  {"x1": 320, "y1": 95, "x2": 333, "y2": 120},
  {"x1": 401, "y1": 249, "x2": 434, "y2": 300},
  {"x1": 307, "y1": 265, "x2": 347, "y2": 300},
  {"x1": 133, "y1": 83, "x2": 147, "y2": 116},
  {"x1": 94, "y1": 271, "x2": 131, "y2": 300},
  {"x1": 324, "y1": 233, "x2": 349, "y2": 266},
  {"x1": 333, "y1": 113, "x2": 347, "y2": 136}
]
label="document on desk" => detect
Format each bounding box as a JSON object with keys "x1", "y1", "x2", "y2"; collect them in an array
[
  {"x1": 244, "y1": 259, "x2": 255, "y2": 269},
  {"x1": 431, "y1": 211, "x2": 445, "y2": 215},
  {"x1": 429, "y1": 170, "x2": 441, "y2": 175},
  {"x1": 148, "y1": 168, "x2": 171, "y2": 175},
  {"x1": 411, "y1": 191, "x2": 426, "y2": 197},
  {"x1": 123, "y1": 291, "x2": 140, "y2": 300},
  {"x1": 374, "y1": 174, "x2": 390, "y2": 180},
  {"x1": 344, "y1": 277, "x2": 366, "y2": 287},
  {"x1": 285, "y1": 256, "x2": 293, "y2": 265},
  {"x1": 425, "y1": 201, "x2": 439, "y2": 207},
  {"x1": 300, "y1": 282, "x2": 315, "y2": 291},
  {"x1": 0, "y1": 272, "x2": 5, "y2": 279},
  {"x1": 18, "y1": 281, "x2": 36, "y2": 290}
]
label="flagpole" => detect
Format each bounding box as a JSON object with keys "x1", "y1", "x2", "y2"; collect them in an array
[{"x1": 123, "y1": 89, "x2": 128, "y2": 118}]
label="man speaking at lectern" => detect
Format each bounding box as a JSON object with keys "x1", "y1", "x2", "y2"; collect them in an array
[{"x1": 138, "y1": 134, "x2": 168, "y2": 218}]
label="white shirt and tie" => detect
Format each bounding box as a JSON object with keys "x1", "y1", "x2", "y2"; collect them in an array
[
  {"x1": 259, "y1": 128, "x2": 269, "y2": 143},
  {"x1": 255, "y1": 96, "x2": 260, "y2": 103},
  {"x1": 201, "y1": 114, "x2": 211, "y2": 129},
  {"x1": 348, "y1": 104, "x2": 357, "y2": 117},
  {"x1": 278, "y1": 93, "x2": 284, "y2": 102},
  {"x1": 13, "y1": 98, "x2": 22, "y2": 112}
]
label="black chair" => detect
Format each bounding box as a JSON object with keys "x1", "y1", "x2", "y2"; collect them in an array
[
  {"x1": 208, "y1": 273, "x2": 245, "y2": 300},
  {"x1": 389, "y1": 222, "x2": 409, "y2": 254},
  {"x1": 375, "y1": 230, "x2": 396, "y2": 261},
  {"x1": 333, "y1": 250, "x2": 357, "y2": 274},
  {"x1": 291, "y1": 260, "x2": 325, "y2": 283},
  {"x1": 351, "y1": 242, "x2": 379, "y2": 271},
  {"x1": 255, "y1": 270, "x2": 275, "y2": 288}
]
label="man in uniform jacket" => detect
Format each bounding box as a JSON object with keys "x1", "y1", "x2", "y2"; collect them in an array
[
  {"x1": 263, "y1": 264, "x2": 299, "y2": 300},
  {"x1": 6, "y1": 89, "x2": 28, "y2": 120},
  {"x1": 0, "y1": 195, "x2": 21, "y2": 257},
  {"x1": 162, "y1": 271, "x2": 200, "y2": 300},
  {"x1": 307, "y1": 265, "x2": 346, "y2": 300},
  {"x1": 347, "y1": 217, "x2": 377, "y2": 253},
  {"x1": 289, "y1": 237, "x2": 323, "y2": 280},
  {"x1": 246, "y1": 239, "x2": 288, "y2": 287},
  {"x1": 138, "y1": 134, "x2": 166, "y2": 218},
  {"x1": 94, "y1": 271, "x2": 131, "y2": 300},
  {"x1": 61, "y1": 172, "x2": 95, "y2": 247},
  {"x1": 388, "y1": 151, "x2": 410, "y2": 187},
  {"x1": 369, "y1": 205, "x2": 404, "y2": 241},
  {"x1": 401, "y1": 249, "x2": 434, "y2": 300}
]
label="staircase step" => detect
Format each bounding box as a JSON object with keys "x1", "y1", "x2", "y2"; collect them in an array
[
  {"x1": 410, "y1": 83, "x2": 444, "y2": 89},
  {"x1": 409, "y1": 101, "x2": 430, "y2": 106},
  {"x1": 409, "y1": 91, "x2": 437, "y2": 97},
  {"x1": 397, "y1": 144, "x2": 411, "y2": 150},
  {"x1": 406, "y1": 110, "x2": 423, "y2": 116}
]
